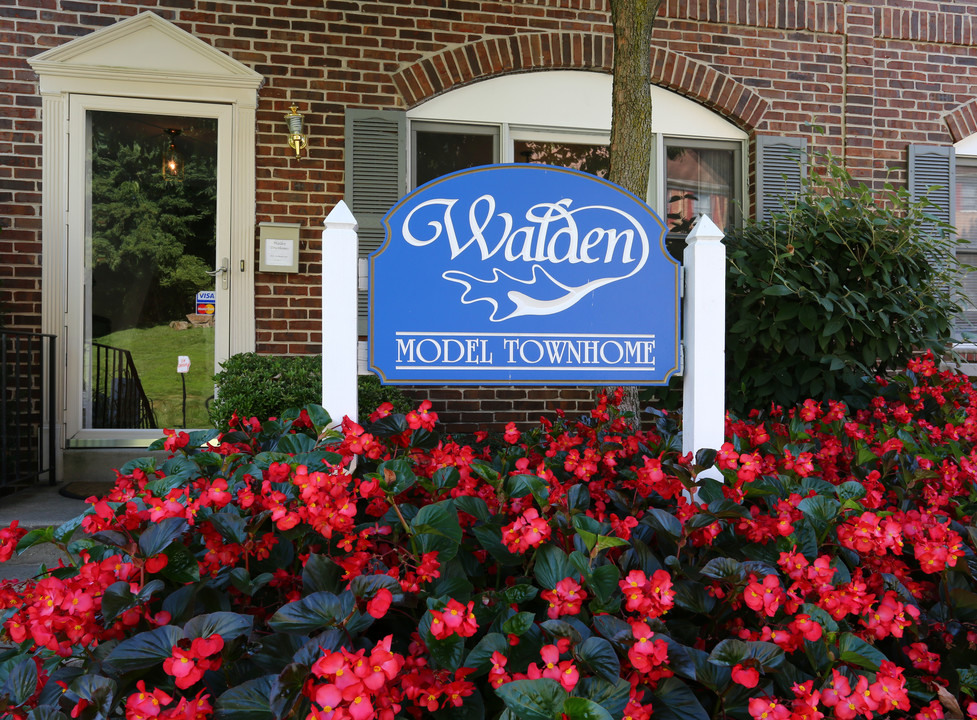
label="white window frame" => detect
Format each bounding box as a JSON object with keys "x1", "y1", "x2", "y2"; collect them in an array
[
  {"x1": 405, "y1": 71, "x2": 748, "y2": 217},
  {"x1": 953, "y1": 155, "x2": 977, "y2": 352}
]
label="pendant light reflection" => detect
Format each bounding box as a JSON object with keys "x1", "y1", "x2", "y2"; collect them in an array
[{"x1": 162, "y1": 128, "x2": 184, "y2": 182}]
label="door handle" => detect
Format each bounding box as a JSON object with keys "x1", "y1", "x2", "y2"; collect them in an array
[{"x1": 206, "y1": 257, "x2": 229, "y2": 290}]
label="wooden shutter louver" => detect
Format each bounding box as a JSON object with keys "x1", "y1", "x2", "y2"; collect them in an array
[
  {"x1": 909, "y1": 145, "x2": 955, "y2": 232},
  {"x1": 756, "y1": 136, "x2": 807, "y2": 221},
  {"x1": 344, "y1": 108, "x2": 407, "y2": 334},
  {"x1": 909, "y1": 145, "x2": 963, "y2": 333}
]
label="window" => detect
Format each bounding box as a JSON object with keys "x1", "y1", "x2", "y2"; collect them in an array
[
  {"x1": 412, "y1": 122, "x2": 499, "y2": 187},
  {"x1": 664, "y1": 139, "x2": 740, "y2": 236},
  {"x1": 956, "y1": 160, "x2": 977, "y2": 336},
  {"x1": 409, "y1": 121, "x2": 610, "y2": 189}
]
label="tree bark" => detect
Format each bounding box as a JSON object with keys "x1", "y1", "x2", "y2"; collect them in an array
[{"x1": 607, "y1": 0, "x2": 661, "y2": 424}]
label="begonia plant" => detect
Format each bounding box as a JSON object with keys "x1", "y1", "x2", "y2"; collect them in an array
[{"x1": 1, "y1": 353, "x2": 977, "y2": 720}]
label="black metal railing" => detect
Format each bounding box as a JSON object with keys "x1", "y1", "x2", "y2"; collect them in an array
[
  {"x1": 91, "y1": 343, "x2": 157, "y2": 429},
  {"x1": 1, "y1": 330, "x2": 56, "y2": 492}
]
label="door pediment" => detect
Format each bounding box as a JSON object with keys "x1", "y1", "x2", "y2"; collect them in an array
[{"x1": 29, "y1": 12, "x2": 263, "y2": 92}]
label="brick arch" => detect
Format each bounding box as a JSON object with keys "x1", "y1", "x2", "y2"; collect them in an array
[
  {"x1": 392, "y1": 33, "x2": 768, "y2": 131},
  {"x1": 944, "y1": 99, "x2": 977, "y2": 143}
]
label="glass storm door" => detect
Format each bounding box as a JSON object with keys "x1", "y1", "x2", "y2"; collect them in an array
[{"x1": 67, "y1": 96, "x2": 231, "y2": 443}]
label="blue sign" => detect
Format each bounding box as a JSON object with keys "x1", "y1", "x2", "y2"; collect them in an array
[{"x1": 369, "y1": 164, "x2": 680, "y2": 385}]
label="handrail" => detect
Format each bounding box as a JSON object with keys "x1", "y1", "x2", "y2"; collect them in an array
[
  {"x1": 1, "y1": 330, "x2": 56, "y2": 491},
  {"x1": 91, "y1": 342, "x2": 157, "y2": 429}
]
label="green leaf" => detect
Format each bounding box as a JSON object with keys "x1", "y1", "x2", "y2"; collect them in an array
[
  {"x1": 27, "y1": 706, "x2": 68, "y2": 720},
  {"x1": 161, "y1": 541, "x2": 200, "y2": 584},
  {"x1": 495, "y1": 678, "x2": 567, "y2": 720},
  {"x1": 591, "y1": 615, "x2": 631, "y2": 645},
  {"x1": 68, "y1": 674, "x2": 116, "y2": 716},
  {"x1": 465, "y1": 633, "x2": 509, "y2": 674},
  {"x1": 275, "y1": 433, "x2": 316, "y2": 454},
  {"x1": 105, "y1": 625, "x2": 182, "y2": 672},
  {"x1": 575, "y1": 677, "x2": 631, "y2": 718},
  {"x1": 700, "y1": 557, "x2": 744, "y2": 582},
  {"x1": 587, "y1": 564, "x2": 621, "y2": 605},
  {"x1": 16, "y1": 527, "x2": 55, "y2": 553},
  {"x1": 574, "y1": 636, "x2": 620, "y2": 683},
  {"x1": 215, "y1": 674, "x2": 276, "y2": 720},
  {"x1": 433, "y1": 466, "x2": 460, "y2": 493},
  {"x1": 762, "y1": 284, "x2": 794, "y2": 296},
  {"x1": 184, "y1": 611, "x2": 253, "y2": 642},
  {"x1": 268, "y1": 592, "x2": 343, "y2": 634},
  {"x1": 53, "y1": 513, "x2": 86, "y2": 544},
  {"x1": 502, "y1": 612, "x2": 536, "y2": 637},
  {"x1": 138, "y1": 516, "x2": 188, "y2": 557},
  {"x1": 797, "y1": 496, "x2": 840, "y2": 534},
  {"x1": 412, "y1": 499, "x2": 463, "y2": 562},
  {"x1": 563, "y1": 697, "x2": 613, "y2": 720},
  {"x1": 855, "y1": 443, "x2": 878, "y2": 466},
  {"x1": 672, "y1": 580, "x2": 716, "y2": 614},
  {"x1": 379, "y1": 458, "x2": 418, "y2": 495},
  {"x1": 454, "y1": 496, "x2": 490, "y2": 522},
  {"x1": 708, "y1": 639, "x2": 785, "y2": 670},
  {"x1": 837, "y1": 632, "x2": 887, "y2": 671},
  {"x1": 534, "y1": 544, "x2": 575, "y2": 590},
  {"x1": 208, "y1": 511, "x2": 247, "y2": 545},
  {"x1": 499, "y1": 584, "x2": 539, "y2": 605},
  {"x1": 2, "y1": 657, "x2": 38, "y2": 706},
  {"x1": 594, "y1": 535, "x2": 629, "y2": 553},
  {"x1": 302, "y1": 404, "x2": 332, "y2": 431},
  {"x1": 644, "y1": 508, "x2": 683, "y2": 541},
  {"x1": 303, "y1": 554, "x2": 342, "y2": 594},
  {"x1": 835, "y1": 481, "x2": 866, "y2": 501},
  {"x1": 651, "y1": 677, "x2": 710, "y2": 720},
  {"x1": 101, "y1": 580, "x2": 164, "y2": 626},
  {"x1": 425, "y1": 630, "x2": 466, "y2": 672},
  {"x1": 508, "y1": 474, "x2": 550, "y2": 507}
]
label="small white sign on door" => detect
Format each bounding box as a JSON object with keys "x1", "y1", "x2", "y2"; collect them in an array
[{"x1": 177, "y1": 355, "x2": 191, "y2": 374}]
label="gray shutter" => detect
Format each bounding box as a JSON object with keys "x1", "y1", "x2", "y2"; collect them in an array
[
  {"x1": 345, "y1": 108, "x2": 407, "y2": 334},
  {"x1": 909, "y1": 145, "x2": 963, "y2": 329},
  {"x1": 756, "y1": 136, "x2": 807, "y2": 220},
  {"x1": 909, "y1": 144, "x2": 955, "y2": 230}
]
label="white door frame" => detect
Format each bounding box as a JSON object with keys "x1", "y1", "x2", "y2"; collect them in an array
[
  {"x1": 66, "y1": 95, "x2": 233, "y2": 446},
  {"x1": 29, "y1": 12, "x2": 262, "y2": 455}
]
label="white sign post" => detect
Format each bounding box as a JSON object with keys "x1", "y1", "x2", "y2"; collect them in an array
[
  {"x1": 682, "y1": 215, "x2": 726, "y2": 476},
  {"x1": 321, "y1": 201, "x2": 359, "y2": 427}
]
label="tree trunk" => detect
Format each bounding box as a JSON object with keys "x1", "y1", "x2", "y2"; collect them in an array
[{"x1": 607, "y1": 0, "x2": 661, "y2": 424}]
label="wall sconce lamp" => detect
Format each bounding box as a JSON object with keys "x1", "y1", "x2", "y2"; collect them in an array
[
  {"x1": 161, "y1": 128, "x2": 184, "y2": 182},
  {"x1": 284, "y1": 104, "x2": 308, "y2": 158}
]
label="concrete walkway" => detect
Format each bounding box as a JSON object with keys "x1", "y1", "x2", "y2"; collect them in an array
[{"x1": 0, "y1": 483, "x2": 90, "y2": 582}]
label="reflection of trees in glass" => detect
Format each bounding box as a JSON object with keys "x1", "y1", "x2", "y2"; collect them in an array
[
  {"x1": 515, "y1": 141, "x2": 610, "y2": 178},
  {"x1": 90, "y1": 112, "x2": 217, "y2": 334},
  {"x1": 665, "y1": 145, "x2": 733, "y2": 236},
  {"x1": 415, "y1": 131, "x2": 495, "y2": 186}
]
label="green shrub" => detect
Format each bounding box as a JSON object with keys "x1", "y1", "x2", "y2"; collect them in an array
[
  {"x1": 210, "y1": 352, "x2": 411, "y2": 430},
  {"x1": 358, "y1": 373, "x2": 412, "y2": 416},
  {"x1": 725, "y1": 155, "x2": 964, "y2": 414}
]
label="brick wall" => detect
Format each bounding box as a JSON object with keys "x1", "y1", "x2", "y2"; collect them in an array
[{"x1": 4, "y1": 0, "x2": 977, "y2": 430}]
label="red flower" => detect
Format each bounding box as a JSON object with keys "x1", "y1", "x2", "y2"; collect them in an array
[
  {"x1": 0, "y1": 520, "x2": 26, "y2": 563},
  {"x1": 367, "y1": 588, "x2": 393, "y2": 619},
  {"x1": 731, "y1": 663, "x2": 760, "y2": 689}
]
